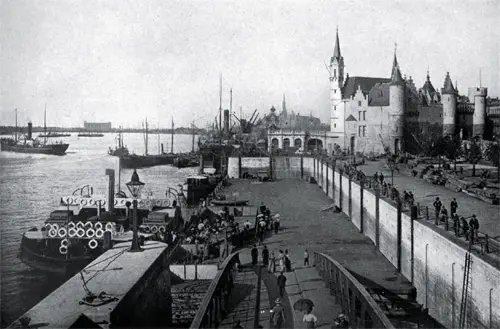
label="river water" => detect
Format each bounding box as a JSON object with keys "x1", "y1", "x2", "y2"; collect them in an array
[{"x1": 0, "y1": 132, "x2": 198, "y2": 325}]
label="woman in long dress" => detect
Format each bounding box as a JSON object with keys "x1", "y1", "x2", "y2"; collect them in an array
[
  {"x1": 278, "y1": 250, "x2": 285, "y2": 273},
  {"x1": 268, "y1": 251, "x2": 275, "y2": 273}
]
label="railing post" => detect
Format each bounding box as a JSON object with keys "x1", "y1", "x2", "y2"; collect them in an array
[
  {"x1": 300, "y1": 154, "x2": 304, "y2": 179},
  {"x1": 397, "y1": 201, "x2": 402, "y2": 273},
  {"x1": 426, "y1": 206, "x2": 429, "y2": 221},
  {"x1": 348, "y1": 173, "x2": 352, "y2": 219},
  {"x1": 326, "y1": 161, "x2": 329, "y2": 196},
  {"x1": 360, "y1": 178, "x2": 364, "y2": 234},
  {"x1": 375, "y1": 186, "x2": 380, "y2": 249},
  {"x1": 339, "y1": 169, "x2": 343, "y2": 211}
]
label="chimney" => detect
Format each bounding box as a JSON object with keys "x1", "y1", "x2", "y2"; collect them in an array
[
  {"x1": 223, "y1": 110, "x2": 229, "y2": 135},
  {"x1": 105, "y1": 169, "x2": 115, "y2": 213},
  {"x1": 27, "y1": 122, "x2": 32, "y2": 140}
]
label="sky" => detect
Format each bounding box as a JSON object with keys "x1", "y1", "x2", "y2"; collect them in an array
[{"x1": 1, "y1": 0, "x2": 498, "y2": 129}]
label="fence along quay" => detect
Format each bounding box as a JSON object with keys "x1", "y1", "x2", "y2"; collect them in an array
[{"x1": 226, "y1": 155, "x2": 500, "y2": 329}]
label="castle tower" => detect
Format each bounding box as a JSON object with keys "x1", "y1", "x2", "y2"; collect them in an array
[
  {"x1": 282, "y1": 94, "x2": 287, "y2": 118},
  {"x1": 389, "y1": 49, "x2": 405, "y2": 154},
  {"x1": 329, "y1": 27, "x2": 345, "y2": 144},
  {"x1": 469, "y1": 87, "x2": 488, "y2": 138},
  {"x1": 441, "y1": 72, "x2": 457, "y2": 137}
]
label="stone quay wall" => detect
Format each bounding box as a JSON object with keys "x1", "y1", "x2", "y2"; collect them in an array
[{"x1": 227, "y1": 156, "x2": 500, "y2": 328}]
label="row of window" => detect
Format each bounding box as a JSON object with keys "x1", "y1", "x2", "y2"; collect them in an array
[
  {"x1": 358, "y1": 111, "x2": 366, "y2": 121},
  {"x1": 358, "y1": 125, "x2": 367, "y2": 137}
]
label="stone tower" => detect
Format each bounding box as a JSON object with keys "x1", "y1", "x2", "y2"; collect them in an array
[
  {"x1": 469, "y1": 87, "x2": 488, "y2": 138},
  {"x1": 441, "y1": 72, "x2": 457, "y2": 137},
  {"x1": 329, "y1": 27, "x2": 345, "y2": 144},
  {"x1": 389, "y1": 51, "x2": 405, "y2": 154}
]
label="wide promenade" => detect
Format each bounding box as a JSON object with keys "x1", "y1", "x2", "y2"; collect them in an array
[{"x1": 219, "y1": 178, "x2": 414, "y2": 328}]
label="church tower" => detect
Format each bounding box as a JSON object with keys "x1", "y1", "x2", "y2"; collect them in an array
[
  {"x1": 389, "y1": 49, "x2": 405, "y2": 154},
  {"x1": 329, "y1": 27, "x2": 345, "y2": 143}
]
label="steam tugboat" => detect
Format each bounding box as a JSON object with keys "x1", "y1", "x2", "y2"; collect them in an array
[{"x1": 18, "y1": 179, "x2": 183, "y2": 276}]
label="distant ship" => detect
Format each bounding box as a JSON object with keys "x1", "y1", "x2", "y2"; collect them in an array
[
  {"x1": 38, "y1": 131, "x2": 71, "y2": 138},
  {"x1": 1, "y1": 110, "x2": 69, "y2": 156},
  {"x1": 108, "y1": 128, "x2": 129, "y2": 157},
  {"x1": 78, "y1": 132, "x2": 104, "y2": 137},
  {"x1": 173, "y1": 153, "x2": 200, "y2": 168}
]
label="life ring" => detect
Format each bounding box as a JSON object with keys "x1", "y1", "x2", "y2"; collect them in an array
[
  {"x1": 51, "y1": 223, "x2": 59, "y2": 231},
  {"x1": 145, "y1": 200, "x2": 152, "y2": 208},
  {"x1": 59, "y1": 245, "x2": 68, "y2": 255},
  {"x1": 61, "y1": 238, "x2": 68, "y2": 247},
  {"x1": 76, "y1": 228, "x2": 85, "y2": 238},
  {"x1": 76, "y1": 221, "x2": 85, "y2": 229},
  {"x1": 156, "y1": 200, "x2": 162, "y2": 207},
  {"x1": 68, "y1": 222, "x2": 76, "y2": 229},
  {"x1": 84, "y1": 222, "x2": 93, "y2": 228},
  {"x1": 88, "y1": 239, "x2": 98, "y2": 249},
  {"x1": 163, "y1": 200, "x2": 170, "y2": 207},
  {"x1": 114, "y1": 199, "x2": 119, "y2": 206},
  {"x1": 159, "y1": 226, "x2": 166, "y2": 233},
  {"x1": 138, "y1": 200, "x2": 145, "y2": 207},
  {"x1": 58, "y1": 227, "x2": 67, "y2": 237},
  {"x1": 143, "y1": 226, "x2": 151, "y2": 233},
  {"x1": 89, "y1": 199, "x2": 95, "y2": 206},
  {"x1": 120, "y1": 199, "x2": 126, "y2": 206},
  {"x1": 94, "y1": 222, "x2": 103, "y2": 230},
  {"x1": 86, "y1": 228, "x2": 95, "y2": 238},
  {"x1": 95, "y1": 229, "x2": 104, "y2": 239},
  {"x1": 48, "y1": 229, "x2": 58, "y2": 238},
  {"x1": 44, "y1": 223, "x2": 52, "y2": 230},
  {"x1": 105, "y1": 222, "x2": 114, "y2": 231},
  {"x1": 80, "y1": 199, "x2": 88, "y2": 206},
  {"x1": 68, "y1": 228, "x2": 77, "y2": 238},
  {"x1": 66, "y1": 197, "x2": 73, "y2": 205},
  {"x1": 151, "y1": 226, "x2": 158, "y2": 233}
]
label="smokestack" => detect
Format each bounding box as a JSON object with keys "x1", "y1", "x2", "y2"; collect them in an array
[
  {"x1": 27, "y1": 122, "x2": 32, "y2": 140},
  {"x1": 224, "y1": 110, "x2": 229, "y2": 135},
  {"x1": 105, "y1": 169, "x2": 115, "y2": 213}
]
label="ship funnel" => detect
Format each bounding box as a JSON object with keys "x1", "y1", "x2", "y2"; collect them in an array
[
  {"x1": 105, "y1": 169, "x2": 115, "y2": 213},
  {"x1": 27, "y1": 122, "x2": 32, "y2": 140},
  {"x1": 223, "y1": 110, "x2": 229, "y2": 136}
]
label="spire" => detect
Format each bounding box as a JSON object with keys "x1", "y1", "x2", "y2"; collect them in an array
[
  {"x1": 333, "y1": 26, "x2": 341, "y2": 59},
  {"x1": 392, "y1": 43, "x2": 399, "y2": 70},
  {"x1": 426, "y1": 69, "x2": 430, "y2": 82},
  {"x1": 390, "y1": 45, "x2": 404, "y2": 85},
  {"x1": 282, "y1": 94, "x2": 287, "y2": 115},
  {"x1": 442, "y1": 72, "x2": 456, "y2": 95}
]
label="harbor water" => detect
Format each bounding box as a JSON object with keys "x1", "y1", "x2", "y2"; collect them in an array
[{"x1": 0, "y1": 133, "x2": 198, "y2": 325}]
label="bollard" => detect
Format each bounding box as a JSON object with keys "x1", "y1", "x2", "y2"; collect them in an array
[
  {"x1": 485, "y1": 235, "x2": 490, "y2": 253},
  {"x1": 425, "y1": 206, "x2": 429, "y2": 221}
]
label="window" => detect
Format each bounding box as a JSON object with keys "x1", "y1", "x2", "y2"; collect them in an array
[
  {"x1": 334, "y1": 69, "x2": 337, "y2": 77},
  {"x1": 358, "y1": 101, "x2": 361, "y2": 106},
  {"x1": 334, "y1": 106, "x2": 337, "y2": 111},
  {"x1": 396, "y1": 127, "x2": 398, "y2": 133},
  {"x1": 358, "y1": 126, "x2": 362, "y2": 136},
  {"x1": 334, "y1": 123, "x2": 336, "y2": 128},
  {"x1": 334, "y1": 89, "x2": 337, "y2": 94},
  {"x1": 358, "y1": 111, "x2": 361, "y2": 121},
  {"x1": 363, "y1": 111, "x2": 366, "y2": 120},
  {"x1": 363, "y1": 126, "x2": 366, "y2": 137}
]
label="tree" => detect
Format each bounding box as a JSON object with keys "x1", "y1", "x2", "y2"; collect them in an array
[
  {"x1": 485, "y1": 141, "x2": 500, "y2": 182},
  {"x1": 442, "y1": 136, "x2": 463, "y2": 171},
  {"x1": 464, "y1": 141, "x2": 483, "y2": 177}
]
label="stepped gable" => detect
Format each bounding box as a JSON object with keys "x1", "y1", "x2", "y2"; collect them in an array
[{"x1": 342, "y1": 76, "x2": 390, "y2": 99}]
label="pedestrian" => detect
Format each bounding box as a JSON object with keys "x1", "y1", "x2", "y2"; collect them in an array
[
  {"x1": 271, "y1": 298, "x2": 286, "y2": 329},
  {"x1": 251, "y1": 244, "x2": 258, "y2": 265},
  {"x1": 277, "y1": 272, "x2": 287, "y2": 297},
  {"x1": 268, "y1": 250, "x2": 276, "y2": 273},
  {"x1": 408, "y1": 192, "x2": 415, "y2": 205},
  {"x1": 262, "y1": 245, "x2": 269, "y2": 267},
  {"x1": 450, "y1": 198, "x2": 458, "y2": 217},
  {"x1": 374, "y1": 172, "x2": 379, "y2": 183},
  {"x1": 470, "y1": 214, "x2": 479, "y2": 241},
  {"x1": 462, "y1": 217, "x2": 469, "y2": 240},
  {"x1": 304, "y1": 249, "x2": 309, "y2": 266},
  {"x1": 379, "y1": 173, "x2": 384, "y2": 184},
  {"x1": 274, "y1": 219, "x2": 280, "y2": 234},
  {"x1": 260, "y1": 202, "x2": 267, "y2": 215},
  {"x1": 285, "y1": 249, "x2": 292, "y2": 272},
  {"x1": 433, "y1": 197, "x2": 442, "y2": 220},
  {"x1": 278, "y1": 250, "x2": 285, "y2": 272},
  {"x1": 453, "y1": 214, "x2": 460, "y2": 236},
  {"x1": 303, "y1": 308, "x2": 318, "y2": 328}
]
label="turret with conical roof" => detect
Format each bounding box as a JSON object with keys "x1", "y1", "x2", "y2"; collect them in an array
[
  {"x1": 389, "y1": 47, "x2": 405, "y2": 153},
  {"x1": 390, "y1": 51, "x2": 404, "y2": 85},
  {"x1": 441, "y1": 72, "x2": 457, "y2": 136}
]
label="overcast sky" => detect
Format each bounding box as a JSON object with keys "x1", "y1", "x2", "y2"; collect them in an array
[{"x1": 1, "y1": 0, "x2": 498, "y2": 128}]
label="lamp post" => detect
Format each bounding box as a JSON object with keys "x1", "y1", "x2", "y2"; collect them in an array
[{"x1": 126, "y1": 169, "x2": 145, "y2": 252}]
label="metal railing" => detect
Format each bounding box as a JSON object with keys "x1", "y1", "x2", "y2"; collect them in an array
[
  {"x1": 190, "y1": 250, "x2": 241, "y2": 329},
  {"x1": 314, "y1": 252, "x2": 395, "y2": 329}
]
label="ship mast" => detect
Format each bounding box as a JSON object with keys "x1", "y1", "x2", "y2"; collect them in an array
[
  {"x1": 171, "y1": 117, "x2": 174, "y2": 154},
  {"x1": 192, "y1": 120, "x2": 195, "y2": 152},
  {"x1": 44, "y1": 104, "x2": 47, "y2": 144},
  {"x1": 219, "y1": 74, "x2": 222, "y2": 145},
  {"x1": 15, "y1": 108, "x2": 18, "y2": 142}
]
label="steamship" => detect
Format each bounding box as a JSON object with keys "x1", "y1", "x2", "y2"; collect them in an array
[{"x1": 1, "y1": 122, "x2": 69, "y2": 155}]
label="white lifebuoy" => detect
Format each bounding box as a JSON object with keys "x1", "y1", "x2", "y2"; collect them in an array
[
  {"x1": 81, "y1": 199, "x2": 88, "y2": 206},
  {"x1": 120, "y1": 199, "x2": 126, "y2": 206},
  {"x1": 68, "y1": 228, "x2": 77, "y2": 238},
  {"x1": 44, "y1": 223, "x2": 52, "y2": 230},
  {"x1": 156, "y1": 200, "x2": 162, "y2": 207},
  {"x1": 58, "y1": 227, "x2": 67, "y2": 237},
  {"x1": 163, "y1": 200, "x2": 170, "y2": 207},
  {"x1": 76, "y1": 221, "x2": 85, "y2": 229},
  {"x1": 88, "y1": 239, "x2": 98, "y2": 249},
  {"x1": 86, "y1": 228, "x2": 95, "y2": 238},
  {"x1": 88, "y1": 199, "x2": 95, "y2": 206},
  {"x1": 76, "y1": 228, "x2": 85, "y2": 238},
  {"x1": 61, "y1": 238, "x2": 68, "y2": 247},
  {"x1": 105, "y1": 222, "x2": 114, "y2": 231},
  {"x1": 151, "y1": 226, "x2": 158, "y2": 233},
  {"x1": 59, "y1": 245, "x2": 68, "y2": 255},
  {"x1": 51, "y1": 223, "x2": 60, "y2": 231},
  {"x1": 94, "y1": 222, "x2": 103, "y2": 230},
  {"x1": 143, "y1": 226, "x2": 151, "y2": 233},
  {"x1": 145, "y1": 200, "x2": 152, "y2": 208},
  {"x1": 138, "y1": 200, "x2": 145, "y2": 207},
  {"x1": 114, "y1": 199, "x2": 119, "y2": 206},
  {"x1": 68, "y1": 222, "x2": 76, "y2": 230},
  {"x1": 48, "y1": 229, "x2": 57, "y2": 238},
  {"x1": 95, "y1": 229, "x2": 104, "y2": 239},
  {"x1": 159, "y1": 226, "x2": 166, "y2": 233},
  {"x1": 84, "y1": 222, "x2": 93, "y2": 228}
]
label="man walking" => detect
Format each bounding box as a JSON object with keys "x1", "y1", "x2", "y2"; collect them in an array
[
  {"x1": 379, "y1": 173, "x2": 384, "y2": 185},
  {"x1": 304, "y1": 249, "x2": 309, "y2": 266},
  {"x1": 433, "y1": 197, "x2": 442, "y2": 221},
  {"x1": 262, "y1": 245, "x2": 269, "y2": 268},
  {"x1": 450, "y1": 198, "x2": 458, "y2": 217},
  {"x1": 277, "y1": 271, "x2": 287, "y2": 298},
  {"x1": 271, "y1": 298, "x2": 286, "y2": 329},
  {"x1": 251, "y1": 244, "x2": 258, "y2": 265}
]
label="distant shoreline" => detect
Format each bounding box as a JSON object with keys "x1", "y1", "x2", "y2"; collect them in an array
[{"x1": 0, "y1": 126, "x2": 206, "y2": 135}]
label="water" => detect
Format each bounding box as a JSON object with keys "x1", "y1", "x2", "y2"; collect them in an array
[{"x1": 0, "y1": 132, "x2": 198, "y2": 325}]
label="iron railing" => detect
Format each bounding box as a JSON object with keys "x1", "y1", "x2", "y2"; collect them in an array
[
  {"x1": 314, "y1": 252, "x2": 395, "y2": 329},
  {"x1": 190, "y1": 250, "x2": 241, "y2": 329}
]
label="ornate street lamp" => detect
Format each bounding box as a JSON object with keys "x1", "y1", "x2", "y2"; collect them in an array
[{"x1": 126, "y1": 169, "x2": 145, "y2": 252}]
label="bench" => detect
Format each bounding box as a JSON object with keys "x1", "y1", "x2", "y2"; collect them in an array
[{"x1": 257, "y1": 171, "x2": 270, "y2": 182}]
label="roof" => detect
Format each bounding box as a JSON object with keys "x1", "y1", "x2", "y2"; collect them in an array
[
  {"x1": 442, "y1": 72, "x2": 456, "y2": 95},
  {"x1": 368, "y1": 83, "x2": 391, "y2": 106},
  {"x1": 345, "y1": 114, "x2": 357, "y2": 121},
  {"x1": 333, "y1": 28, "x2": 341, "y2": 59},
  {"x1": 343, "y1": 76, "x2": 390, "y2": 99},
  {"x1": 187, "y1": 175, "x2": 208, "y2": 180}
]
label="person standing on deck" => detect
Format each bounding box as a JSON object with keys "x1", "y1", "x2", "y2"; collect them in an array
[
  {"x1": 251, "y1": 244, "x2": 258, "y2": 265},
  {"x1": 450, "y1": 198, "x2": 458, "y2": 217},
  {"x1": 262, "y1": 245, "x2": 269, "y2": 268},
  {"x1": 277, "y1": 272, "x2": 287, "y2": 298}
]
